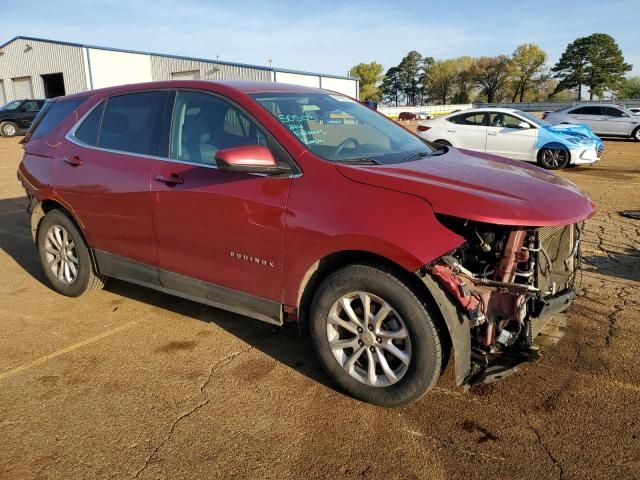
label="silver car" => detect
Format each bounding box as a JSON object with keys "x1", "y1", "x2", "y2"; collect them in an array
[{"x1": 544, "y1": 104, "x2": 640, "y2": 141}]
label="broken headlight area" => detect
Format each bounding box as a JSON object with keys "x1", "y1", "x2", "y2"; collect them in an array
[{"x1": 427, "y1": 215, "x2": 582, "y2": 384}]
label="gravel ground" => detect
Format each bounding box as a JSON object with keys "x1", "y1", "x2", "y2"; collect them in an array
[{"x1": 0, "y1": 135, "x2": 638, "y2": 480}]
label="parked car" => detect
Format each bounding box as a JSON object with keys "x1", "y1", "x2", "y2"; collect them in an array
[
  {"x1": 415, "y1": 112, "x2": 433, "y2": 120},
  {"x1": 628, "y1": 107, "x2": 640, "y2": 115},
  {"x1": 417, "y1": 108, "x2": 603, "y2": 169},
  {"x1": 544, "y1": 104, "x2": 640, "y2": 141},
  {"x1": 18, "y1": 81, "x2": 595, "y2": 407},
  {"x1": 0, "y1": 99, "x2": 46, "y2": 137},
  {"x1": 398, "y1": 111, "x2": 417, "y2": 120}
]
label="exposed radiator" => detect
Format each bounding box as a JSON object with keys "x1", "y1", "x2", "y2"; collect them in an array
[{"x1": 536, "y1": 224, "x2": 577, "y2": 295}]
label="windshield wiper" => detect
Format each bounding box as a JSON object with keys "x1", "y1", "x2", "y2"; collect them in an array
[
  {"x1": 334, "y1": 157, "x2": 384, "y2": 165},
  {"x1": 403, "y1": 151, "x2": 431, "y2": 162}
]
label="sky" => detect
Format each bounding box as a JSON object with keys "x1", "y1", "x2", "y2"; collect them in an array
[{"x1": 2, "y1": 0, "x2": 639, "y2": 77}]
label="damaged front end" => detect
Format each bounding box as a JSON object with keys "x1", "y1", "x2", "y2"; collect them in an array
[{"x1": 422, "y1": 215, "x2": 582, "y2": 386}]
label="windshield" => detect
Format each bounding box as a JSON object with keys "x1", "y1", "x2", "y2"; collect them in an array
[
  {"x1": 0, "y1": 100, "x2": 23, "y2": 111},
  {"x1": 250, "y1": 92, "x2": 438, "y2": 164},
  {"x1": 516, "y1": 110, "x2": 551, "y2": 127}
]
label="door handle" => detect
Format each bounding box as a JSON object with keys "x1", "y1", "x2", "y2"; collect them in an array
[
  {"x1": 63, "y1": 155, "x2": 83, "y2": 166},
  {"x1": 446, "y1": 129, "x2": 456, "y2": 133},
  {"x1": 154, "y1": 174, "x2": 184, "y2": 186},
  {"x1": 488, "y1": 132, "x2": 497, "y2": 136}
]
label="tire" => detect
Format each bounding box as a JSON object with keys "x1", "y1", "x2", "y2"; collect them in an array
[
  {"x1": 309, "y1": 264, "x2": 442, "y2": 407},
  {"x1": 537, "y1": 147, "x2": 570, "y2": 170},
  {"x1": 0, "y1": 121, "x2": 18, "y2": 137},
  {"x1": 37, "y1": 209, "x2": 105, "y2": 297},
  {"x1": 632, "y1": 126, "x2": 640, "y2": 142},
  {"x1": 434, "y1": 140, "x2": 452, "y2": 146}
]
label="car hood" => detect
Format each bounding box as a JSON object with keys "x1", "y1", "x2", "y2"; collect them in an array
[
  {"x1": 336, "y1": 148, "x2": 596, "y2": 227},
  {"x1": 540, "y1": 123, "x2": 603, "y2": 150}
]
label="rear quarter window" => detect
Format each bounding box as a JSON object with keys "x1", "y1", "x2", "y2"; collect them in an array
[
  {"x1": 74, "y1": 102, "x2": 105, "y2": 146},
  {"x1": 29, "y1": 98, "x2": 87, "y2": 140}
]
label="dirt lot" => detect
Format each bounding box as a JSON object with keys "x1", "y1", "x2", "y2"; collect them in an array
[{"x1": 0, "y1": 135, "x2": 638, "y2": 480}]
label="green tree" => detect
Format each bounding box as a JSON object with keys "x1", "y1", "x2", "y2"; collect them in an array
[
  {"x1": 350, "y1": 62, "x2": 384, "y2": 101},
  {"x1": 398, "y1": 51, "x2": 423, "y2": 105},
  {"x1": 425, "y1": 59, "x2": 458, "y2": 104},
  {"x1": 553, "y1": 34, "x2": 631, "y2": 100},
  {"x1": 452, "y1": 56, "x2": 475, "y2": 104},
  {"x1": 381, "y1": 66, "x2": 402, "y2": 106},
  {"x1": 510, "y1": 44, "x2": 547, "y2": 102},
  {"x1": 472, "y1": 56, "x2": 511, "y2": 103},
  {"x1": 618, "y1": 76, "x2": 640, "y2": 98}
]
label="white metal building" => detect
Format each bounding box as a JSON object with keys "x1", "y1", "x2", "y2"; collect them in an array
[{"x1": 0, "y1": 36, "x2": 359, "y2": 104}]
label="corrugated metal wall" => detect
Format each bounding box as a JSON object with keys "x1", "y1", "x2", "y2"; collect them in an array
[
  {"x1": 0, "y1": 38, "x2": 87, "y2": 100},
  {"x1": 151, "y1": 56, "x2": 271, "y2": 82}
]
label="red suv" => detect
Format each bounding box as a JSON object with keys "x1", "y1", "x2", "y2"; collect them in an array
[{"x1": 18, "y1": 81, "x2": 595, "y2": 406}]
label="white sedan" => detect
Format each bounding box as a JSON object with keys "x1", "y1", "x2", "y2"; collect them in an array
[{"x1": 417, "y1": 108, "x2": 603, "y2": 169}]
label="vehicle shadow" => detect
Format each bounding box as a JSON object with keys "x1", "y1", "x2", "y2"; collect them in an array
[
  {"x1": 582, "y1": 248, "x2": 640, "y2": 283},
  {"x1": 0, "y1": 195, "x2": 332, "y2": 389}
]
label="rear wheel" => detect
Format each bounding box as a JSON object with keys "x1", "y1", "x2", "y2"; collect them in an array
[
  {"x1": 537, "y1": 147, "x2": 570, "y2": 170},
  {"x1": 37, "y1": 210, "x2": 105, "y2": 297},
  {"x1": 434, "y1": 139, "x2": 452, "y2": 147},
  {"x1": 0, "y1": 121, "x2": 18, "y2": 137},
  {"x1": 309, "y1": 264, "x2": 442, "y2": 407},
  {"x1": 633, "y1": 126, "x2": 640, "y2": 142}
]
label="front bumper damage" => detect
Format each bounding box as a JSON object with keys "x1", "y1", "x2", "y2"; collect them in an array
[{"x1": 418, "y1": 223, "x2": 581, "y2": 387}]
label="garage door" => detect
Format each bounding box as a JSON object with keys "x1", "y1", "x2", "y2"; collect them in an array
[
  {"x1": 171, "y1": 70, "x2": 200, "y2": 80},
  {"x1": 12, "y1": 77, "x2": 33, "y2": 99},
  {"x1": 0, "y1": 81, "x2": 5, "y2": 105}
]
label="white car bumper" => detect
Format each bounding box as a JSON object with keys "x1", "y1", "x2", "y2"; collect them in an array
[{"x1": 569, "y1": 147, "x2": 600, "y2": 165}]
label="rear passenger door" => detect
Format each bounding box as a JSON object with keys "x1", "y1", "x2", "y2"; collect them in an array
[
  {"x1": 58, "y1": 91, "x2": 170, "y2": 271},
  {"x1": 149, "y1": 90, "x2": 292, "y2": 314},
  {"x1": 445, "y1": 112, "x2": 487, "y2": 151}
]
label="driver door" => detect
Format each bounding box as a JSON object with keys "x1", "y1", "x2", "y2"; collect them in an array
[
  {"x1": 485, "y1": 113, "x2": 537, "y2": 160},
  {"x1": 149, "y1": 90, "x2": 292, "y2": 312}
]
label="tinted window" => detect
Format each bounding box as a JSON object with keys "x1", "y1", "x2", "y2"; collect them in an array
[
  {"x1": 602, "y1": 107, "x2": 624, "y2": 117},
  {"x1": 20, "y1": 101, "x2": 41, "y2": 112},
  {"x1": 99, "y1": 91, "x2": 168, "y2": 156},
  {"x1": 170, "y1": 91, "x2": 267, "y2": 165},
  {"x1": 449, "y1": 112, "x2": 486, "y2": 126},
  {"x1": 574, "y1": 106, "x2": 601, "y2": 115},
  {"x1": 30, "y1": 98, "x2": 86, "y2": 140},
  {"x1": 75, "y1": 102, "x2": 105, "y2": 146}
]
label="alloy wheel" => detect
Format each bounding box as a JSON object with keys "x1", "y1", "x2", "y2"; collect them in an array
[
  {"x1": 2, "y1": 123, "x2": 16, "y2": 137},
  {"x1": 326, "y1": 291, "x2": 411, "y2": 387},
  {"x1": 541, "y1": 148, "x2": 568, "y2": 168},
  {"x1": 44, "y1": 225, "x2": 79, "y2": 285}
]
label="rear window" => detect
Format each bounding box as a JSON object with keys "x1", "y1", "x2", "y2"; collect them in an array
[
  {"x1": 98, "y1": 92, "x2": 168, "y2": 156},
  {"x1": 29, "y1": 98, "x2": 87, "y2": 140}
]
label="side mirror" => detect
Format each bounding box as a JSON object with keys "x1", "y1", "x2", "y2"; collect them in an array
[
  {"x1": 517, "y1": 121, "x2": 531, "y2": 129},
  {"x1": 215, "y1": 145, "x2": 290, "y2": 175}
]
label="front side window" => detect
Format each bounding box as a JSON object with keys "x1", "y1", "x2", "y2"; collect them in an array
[
  {"x1": 170, "y1": 91, "x2": 267, "y2": 165},
  {"x1": 488, "y1": 113, "x2": 528, "y2": 129},
  {"x1": 602, "y1": 107, "x2": 624, "y2": 117},
  {"x1": 98, "y1": 91, "x2": 168, "y2": 156},
  {"x1": 251, "y1": 92, "x2": 437, "y2": 164},
  {"x1": 21, "y1": 101, "x2": 41, "y2": 112}
]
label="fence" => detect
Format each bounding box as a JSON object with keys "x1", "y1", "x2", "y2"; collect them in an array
[
  {"x1": 473, "y1": 99, "x2": 640, "y2": 112},
  {"x1": 378, "y1": 104, "x2": 473, "y2": 118}
]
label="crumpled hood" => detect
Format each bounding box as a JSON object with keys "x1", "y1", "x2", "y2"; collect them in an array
[
  {"x1": 336, "y1": 148, "x2": 596, "y2": 226},
  {"x1": 541, "y1": 123, "x2": 604, "y2": 150}
]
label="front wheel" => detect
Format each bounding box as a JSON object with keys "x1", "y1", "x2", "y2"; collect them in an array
[
  {"x1": 0, "y1": 121, "x2": 18, "y2": 137},
  {"x1": 537, "y1": 147, "x2": 570, "y2": 169},
  {"x1": 309, "y1": 264, "x2": 442, "y2": 407}
]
